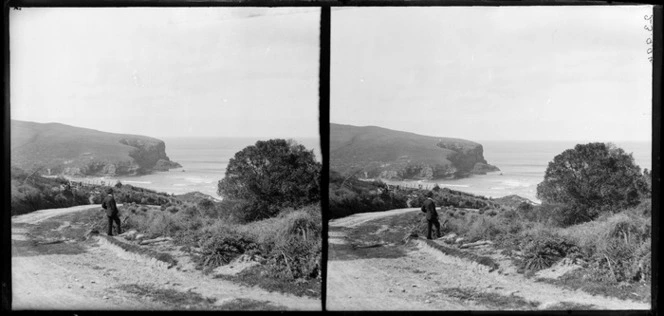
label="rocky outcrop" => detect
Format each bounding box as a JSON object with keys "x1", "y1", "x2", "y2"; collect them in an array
[
  {"x1": 471, "y1": 162, "x2": 501, "y2": 175},
  {"x1": 330, "y1": 123, "x2": 499, "y2": 180},
  {"x1": 10, "y1": 120, "x2": 181, "y2": 177},
  {"x1": 119, "y1": 137, "x2": 182, "y2": 174},
  {"x1": 153, "y1": 159, "x2": 182, "y2": 171}
]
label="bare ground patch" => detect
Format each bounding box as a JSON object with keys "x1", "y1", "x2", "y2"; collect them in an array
[
  {"x1": 11, "y1": 220, "x2": 90, "y2": 257},
  {"x1": 12, "y1": 238, "x2": 87, "y2": 257},
  {"x1": 420, "y1": 239, "x2": 499, "y2": 271},
  {"x1": 541, "y1": 301, "x2": 597, "y2": 310},
  {"x1": 118, "y1": 283, "x2": 216, "y2": 310},
  {"x1": 435, "y1": 287, "x2": 540, "y2": 310},
  {"x1": 214, "y1": 265, "x2": 321, "y2": 299},
  {"x1": 97, "y1": 235, "x2": 178, "y2": 269},
  {"x1": 217, "y1": 298, "x2": 289, "y2": 311},
  {"x1": 536, "y1": 268, "x2": 651, "y2": 303}
]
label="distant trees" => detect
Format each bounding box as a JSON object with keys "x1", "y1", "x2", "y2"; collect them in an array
[
  {"x1": 217, "y1": 139, "x2": 321, "y2": 221},
  {"x1": 536, "y1": 143, "x2": 649, "y2": 223}
]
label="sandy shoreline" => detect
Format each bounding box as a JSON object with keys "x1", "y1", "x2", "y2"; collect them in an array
[
  {"x1": 362, "y1": 174, "x2": 542, "y2": 204},
  {"x1": 44, "y1": 174, "x2": 222, "y2": 201}
]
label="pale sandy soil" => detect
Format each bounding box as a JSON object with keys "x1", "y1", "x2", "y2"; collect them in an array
[
  {"x1": 11, "y1": 205, "x2": 320, "y2": 311},
  {"x1": 327, "y1": 208, "x2": 650, "y2": 311}
]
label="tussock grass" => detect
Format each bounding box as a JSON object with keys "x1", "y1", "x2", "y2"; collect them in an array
[{"x1": 558, "y1": 210, "x2": 650, "y2": 256}]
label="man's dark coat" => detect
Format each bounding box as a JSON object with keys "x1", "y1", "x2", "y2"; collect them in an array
[
  {"x1": 421, "y1": 198, "x2": 438, "y2": 220},
  {"x1": 101, "y1": 194, "x2": 119, "y2": 217}
]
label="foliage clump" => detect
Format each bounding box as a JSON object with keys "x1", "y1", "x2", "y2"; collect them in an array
[
  {"x1": 217, "y1": 139, "x2": 321, "y2": 221},
  {"x1": 536, "y1": 143, "x2": 649, "y2": 224},
  {"x1": 328, "y1": 170, "x2": 409, "y2": 219}
]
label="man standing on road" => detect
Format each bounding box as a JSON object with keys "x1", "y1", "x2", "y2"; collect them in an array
[
  {"x1": 101, "y1": 188, "x2": 122, "y2": 236},
  {"x1": 421, "y1": 191, "x2": 441, "y2": 240}
]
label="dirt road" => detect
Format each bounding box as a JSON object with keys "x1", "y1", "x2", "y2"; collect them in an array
[
  {"x1": 11, "y1": 205, "x2": 320, "y2": 310},
  {"x1": 327, "y1": 208, "x2": 650, "y2": 311}
]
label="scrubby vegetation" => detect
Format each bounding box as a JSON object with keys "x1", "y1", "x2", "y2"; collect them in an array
[
  {"x1": 120, "y1": 203, "x2": 322, "y2": 293},
  {"x1": 328, "y1": 170, "x2": 409, "y2": 218},
  {"x1": 329, "y1": 169, "x2": 498, "y2": 219},
  {"x1": 457, "y1": 149, "x2": 650, "y2": 300},
  {"x1": 332, "y1": 142, "x2": 651, "y2": 301},
  {"x1": 11, "y1": 167, "x2": 91, "y2": 215},
  {"x1": 121, "y1": 140, "x2": 322, "y2": 294},
  {"x1": 10, "y1": 166, "x2": 179, "y2": 216},
  {"x1": 359, "y1": 191, "x2": 652, "y2": 301},
  {"x1": 11, "y1": 139, "x2": 322, "y2": 296}
]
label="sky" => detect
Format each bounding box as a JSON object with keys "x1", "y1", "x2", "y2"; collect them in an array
[
  {"x1": 331, "y1": 6, "x2": 653, "y2": 142},
  {"x1": 11, "y1": 8, "x2": 320, "y2": 138}
]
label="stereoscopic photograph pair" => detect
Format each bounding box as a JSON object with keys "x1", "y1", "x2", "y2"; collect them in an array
[{"x1": 6, "y1": 2, "x2": 657, "y2": 312}]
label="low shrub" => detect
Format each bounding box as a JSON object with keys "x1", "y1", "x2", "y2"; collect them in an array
[
  {"x1": 165, "y1": 206, "x2": 179, "y2": 214},
  {"x1": 268, "y1": 207, "x2": 322, "y2": 279},
  {"x1": 520, "y1": 233, "x2": 579, "y2": 272},
  {"x1": 173, "y1": 204, "x2": 322, "y2": 281},
  {"x1": 199, "y1": 230, "x2": 259, "y2": 268},
  {"x1": 466, "y1": 216, "x2": 504, "y2": 242}
]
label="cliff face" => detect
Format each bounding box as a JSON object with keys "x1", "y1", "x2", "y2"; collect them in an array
[
  {"x1": 330, "y1": 123, "x2": 499, "y2": 180},
  {"x1": 119, "y1": 137, "x2": 180, "y2": 173},
  {"x1": 11, "y1": 120, "x2": 181, "y2": 176},
  {"x1": 437, "y1": 141, "x2": 499, "y2": 177}
]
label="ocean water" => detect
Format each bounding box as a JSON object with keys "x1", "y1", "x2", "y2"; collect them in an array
[
  {"x1": 76, "y1": 139, "x2": 648, "y2": 203},
  {"x1": 82, "y1": 137, "x2": 321, "y2": 199},
  {"x1": 387, "y1": 141, "x2": 651, "y2": 203}
]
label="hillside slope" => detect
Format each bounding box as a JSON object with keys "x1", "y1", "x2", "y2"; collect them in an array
[
  {"x1": 330, "y1": 123, "x2": 498, "y2": 180},
  {"x1": 11, "y1": 120, "x2": 181, "y2": 176}
]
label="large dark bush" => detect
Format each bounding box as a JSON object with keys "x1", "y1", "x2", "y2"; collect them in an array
[
  {"x1": 217, "y1": 139, "x2": 321, "y2": 221},
  {"x1": 536, "y1": 143, "x2": 649, "y2": 221}
]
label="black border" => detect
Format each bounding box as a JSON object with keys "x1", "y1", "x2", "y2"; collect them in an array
[
  {"x1": 3, "y1": 0, "x2": 662, "y2": 314},
  {"x1": 650, "y1": 4, "x2": 661, "y2": 316},
  {"x1": 320, "y1": 6, "x2": 331, "y2": 313},
  {"x1": 4, "y1": 0, "x2": 664, "y2": 7},
  {"x1": 2, "y1": 3, "x2": 10, "y2": 314}
]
